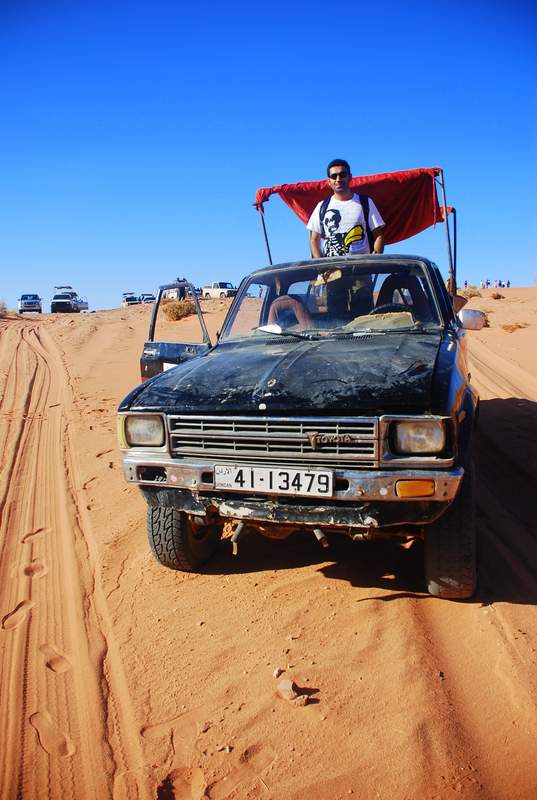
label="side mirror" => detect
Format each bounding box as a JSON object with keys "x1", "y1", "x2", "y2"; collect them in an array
[{"x1": 458, "y1": 309, "x2": 485, "y2": 331}]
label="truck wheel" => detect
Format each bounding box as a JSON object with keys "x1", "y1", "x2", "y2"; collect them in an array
[
  {"x1": 204, "y1": 293, "x2": 210, "y2": 298},
  {"x1": 424, "y1": 462, "x2": 477, "y2": 599},
  {"x1": 147, "y1": 507, "x2": 222, "y2": 571},
  {"x1": 219, "y1": 292, "x2": 226, "y2": 298}
]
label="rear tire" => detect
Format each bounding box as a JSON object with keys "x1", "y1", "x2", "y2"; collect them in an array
[
  {"x1": 147, "y1": 507, "x2": 222, "y2": 571},
  {"x1": 424, "y1": 462, "x2": 477, "y2": 599}
]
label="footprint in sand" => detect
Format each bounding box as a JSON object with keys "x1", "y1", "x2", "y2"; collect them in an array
[
  {"x1": 2, "y1": 600, "x2": 35, "y2": 630},
  {"x1": 22, "y1": 527, "x2": 50, "y2": 544},
  {"x1": 24, "y1": 560, "x2": 48, "y2": 579},
  {"x1": 206, "y1": 744, "x2": 276, "y2": 800},
  {"x1": 142, "y1": 711, "x2": 204, "y2": 765},
  {"x1": 30, "y1": 710, "x2": 75, "y2": 758},
  {"x1": 157, "y1": 768, "x2": 207, "y2": 800},
  {"x1": 39, "y1": 644, "x2": 71, "y2": 674}
]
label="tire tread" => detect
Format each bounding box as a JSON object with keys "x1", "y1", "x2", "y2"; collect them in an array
[{"x1": 424, "y1": 462, "x2": 477, "y2": 599}]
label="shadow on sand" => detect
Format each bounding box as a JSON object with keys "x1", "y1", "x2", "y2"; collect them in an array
[{"x1": 204, "y1": 397, "x2": 537, "y2": 605}]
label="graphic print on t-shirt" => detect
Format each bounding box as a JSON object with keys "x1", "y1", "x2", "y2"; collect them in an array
[
  {"x1": 323, "y1": 208, "x2": 365, "y2": 256},
  {"x1": 343, "y1": 225, "x2": 365, "y2": 249},
  {"x1": 323, "y1": 209, "x2": 345, "y2": 255}
]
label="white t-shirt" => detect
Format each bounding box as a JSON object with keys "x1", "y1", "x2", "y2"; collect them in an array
[{"x1": 307, "y1": 193, "x2": 385, "y2": 255}]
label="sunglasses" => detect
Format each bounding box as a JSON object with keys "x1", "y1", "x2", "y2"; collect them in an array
[{"x1": 329, "y1": 171, "x2": 348, "y2": 180}]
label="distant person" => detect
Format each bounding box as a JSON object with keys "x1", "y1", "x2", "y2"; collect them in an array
[
  {"x1": 486, "y1": 279, "x2": 490, "y2": 288},
  {"x1": 307, "y1": 159, "x2": 385, "y2": 258},
  {"x1": 507, "y1": 279, "x2": 511, "y2": 288},
  {"x1": 176, "y1": 276, "x2": 187, "y2": 300},
  {"x1": 480, "y1": 280, "x2": 484, "y2": 289},
  {"x1": 464, "y1": 280, "x2": 468, "y2": 289}
]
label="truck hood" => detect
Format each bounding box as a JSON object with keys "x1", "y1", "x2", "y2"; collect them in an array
[{"x1": 129, "y1": 333, "x2": 442, "y2": 415}]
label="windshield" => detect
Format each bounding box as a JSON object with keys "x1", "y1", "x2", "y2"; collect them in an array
[
  {"x1": 54, "y1": 294, "x2": 72, "y2": 300},
  {"x1": 22, "y1": 294, "x2": 39, "y2": 300},
  {"x1": 218, "y1": 282, "x2": 233, "y2": 289},
  {"x1": 220, "y1": 261, "x2": 442, "y2": 342}
]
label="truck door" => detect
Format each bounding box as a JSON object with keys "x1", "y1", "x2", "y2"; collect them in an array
[{"x1": 140, "y1": 281, "x2": 212, "y2": 381}]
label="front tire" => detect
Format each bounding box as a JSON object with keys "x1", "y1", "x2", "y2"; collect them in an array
[
  {"x1": 147, "y1": 507, "x2": 222, "y2": 571},
  {"x1": 424, "y1": 462, "x2": 477, "y2": 599}
]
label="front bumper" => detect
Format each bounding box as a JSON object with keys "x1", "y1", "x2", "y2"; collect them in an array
[{"x1": 122, "y1": 452, "x2": 463, "y2": 528}]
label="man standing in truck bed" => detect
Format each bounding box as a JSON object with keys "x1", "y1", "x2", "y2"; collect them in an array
[{"x1": 308, "y1": 159, "x2": 385, "y2": 258}]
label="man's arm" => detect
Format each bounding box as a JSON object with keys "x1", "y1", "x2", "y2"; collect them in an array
[
  {"x1": 371, "y1": 226, "x2": 385, "y2": 254},
  {"x1": 310, "y1": 231, "x2": 323, "y2": 258}
]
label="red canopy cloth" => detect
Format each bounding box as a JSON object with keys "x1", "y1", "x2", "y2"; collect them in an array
[{"x1": 255, "y1": 167, "x2": 444, "y2": 245}]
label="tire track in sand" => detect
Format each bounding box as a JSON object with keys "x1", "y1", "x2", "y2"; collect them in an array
[{"x1": 0, "y1": 319, "x2": 151, "y2": 799}]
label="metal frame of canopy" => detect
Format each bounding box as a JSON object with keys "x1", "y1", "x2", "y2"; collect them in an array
[{"x1": 254, "y1": 167, "x2": 457, "y2": 296}]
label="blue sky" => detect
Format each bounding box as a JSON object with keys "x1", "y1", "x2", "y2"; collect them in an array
[{"x1": 1, "y1": 0, "x2": 535, "y2": 310}]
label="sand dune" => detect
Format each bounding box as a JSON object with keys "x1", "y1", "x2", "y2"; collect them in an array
[{"x1": 1, "y1": 290, "x2": 537, "y2": 799}]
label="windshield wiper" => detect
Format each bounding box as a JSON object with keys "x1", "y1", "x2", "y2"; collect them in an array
[
  {"x1": 344, "y1": 323, "x2": 436, "y2": 335},
  {"x1": 387, "y1": 323, "x2": 437, "y2": 333},
  {"x1": 256, "y1": 327, "x2": 319, "y2": 341}
]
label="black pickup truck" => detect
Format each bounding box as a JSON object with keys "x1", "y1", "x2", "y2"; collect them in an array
[{"x1": 118, "y1": 255, "x2": 485, "y2": 599}]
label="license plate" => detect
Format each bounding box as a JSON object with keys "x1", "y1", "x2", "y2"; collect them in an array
[{"x1": 214, "y1": 465, "x2": 333, "y2": 497}]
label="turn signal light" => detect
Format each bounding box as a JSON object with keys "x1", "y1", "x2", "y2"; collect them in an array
[{"x1": 395, "y1": 480, "x2": 435, "y2": 498}]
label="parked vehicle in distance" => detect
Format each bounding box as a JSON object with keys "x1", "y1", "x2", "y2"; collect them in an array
[
  {"x1": 122, "y1": 292, "x2": 140, "y2": 307},
  {"x1": 118, "y1": 259, "x2": 486, "y2": 599},
  {"x1": 50, "y1": 286, "x2": 88, "y2": 313},
  {"x1": 139, "y1": 293, "x2": 156, "y2": 304},
  {"x1": 18, "y1": 293, "x2": 42, "y2": 313},
  {"x1": 202, "y1": 281, "x2": 237, "y2": 299}
]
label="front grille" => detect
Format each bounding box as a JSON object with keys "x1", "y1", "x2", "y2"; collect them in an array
[{"x1": 168, "y1": 415, "x2": 378, "y2": 468}]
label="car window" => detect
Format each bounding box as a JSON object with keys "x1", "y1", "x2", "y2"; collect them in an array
[
  {"x1": 221, "y1": 262, "x2": 441, "y2": 342},
  {"x1": 224, "y1": 283, "x2": 269, "y2": 339}
]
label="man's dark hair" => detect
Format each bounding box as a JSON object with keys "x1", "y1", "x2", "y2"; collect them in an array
[{"x1": 327, "y1": 158, "x2": 351, "y2": 176}]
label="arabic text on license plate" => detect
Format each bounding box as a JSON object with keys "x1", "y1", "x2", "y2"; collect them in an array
[{"x1": 214, "y1": 465, "x2": 333, "y2": 497}]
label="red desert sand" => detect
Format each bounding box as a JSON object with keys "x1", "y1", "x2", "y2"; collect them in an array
[{"x1": 1, "y1": 289, "x2": 537, "y2": 799}]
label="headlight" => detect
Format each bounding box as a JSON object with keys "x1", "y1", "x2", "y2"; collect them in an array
[
  {"x1": 393, "y1": 420, "x2": 445, "y2": 454},
  {"x1": 123, "y1": 414, "x2": 165, "y2": 447}
]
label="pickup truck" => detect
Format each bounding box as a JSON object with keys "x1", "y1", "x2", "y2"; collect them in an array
[
  {"x1": 122, "y1": 292, "x2": 140, "y2": 306},
  {"x1": 202, "y1": 282, "x2": 237, "y2": 299},
  {"x1": 50, "y1": 286, "x2": 88, "y2": 313},
  {"x1": 118, "y1": 259, "x2": 485, "y2": 599}
]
